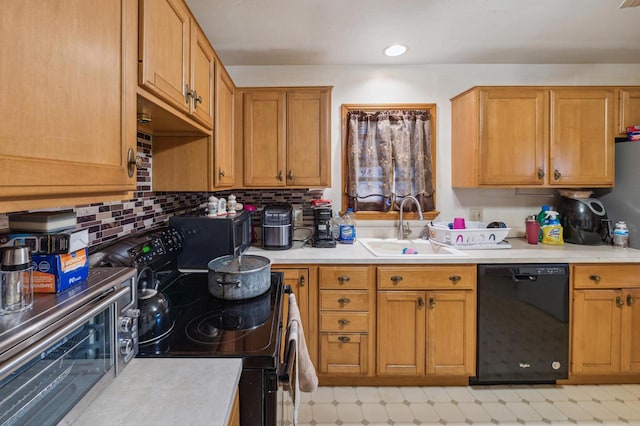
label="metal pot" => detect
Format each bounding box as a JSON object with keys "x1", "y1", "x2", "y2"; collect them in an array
[{"x1": 207, "y1": 255, "x2": 271, "y2": 300}]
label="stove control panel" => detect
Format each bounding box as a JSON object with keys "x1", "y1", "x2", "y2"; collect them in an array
[{"x1": 127, "y1": 227, "x2": 184, "y2": 267}]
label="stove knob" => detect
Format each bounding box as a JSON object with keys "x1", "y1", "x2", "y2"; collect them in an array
[
  {"x1": 127, "y1": 308, "x2": 141, "y2": 318},
  {"x1": 120, "y1": 317, "x2": 133, "y2": 332},
  {"x1": 120, "y1": 338, "x2": 133, "y2": 356}
]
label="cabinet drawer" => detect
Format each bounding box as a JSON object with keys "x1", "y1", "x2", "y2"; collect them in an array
[
  {"x1": 573, "y1": 264, "x2": 640, "y2": 289},
  {"x1": 320, "y1": 312, "x2": 369, "y2": 332},
  {"x1": 320, "y1": 290, "x2": 369, "y2": 311},
  {"x1": 319, "y1": 333, "x2": 368, "y2": 375},
  {"x1": 378, "y1": 265, "x2": 475, "y2": 290},
  {"x1": 319, "y1": 266, "x2": 370, "y2": 289}
]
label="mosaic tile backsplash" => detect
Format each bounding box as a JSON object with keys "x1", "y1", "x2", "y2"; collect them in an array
[{"x1": 0, "y1": 132, "x2": 323, "y2": 249}]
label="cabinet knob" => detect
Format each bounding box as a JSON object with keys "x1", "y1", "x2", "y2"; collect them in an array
[
  {"x1": 338, "y1": 319, "x2": 351, "y2": 326},
  {"x1": 537, "y1": 168, "x2": 545, "y2": 179},
  {"x1": 627, "y1": 294, "x2": 635, "y2": 306},
  {"x1": 288, "y1": 170, "x2": 294, "y2": 181},
  {"x1": 277, "y1": 171, "x2": 284, "y2": 181},
  {"x1": 338, "y1": 298, "x2": 351, "y2": 305},
  {"x1": 449, "y1": 275, "x2": 461, "y2": 284},
  {"x1": 337, "y1": 276, "x2": 350, "y2": 284},
  {"x1": 193, "y1": 90, "x2": 202, "y2": 109},
  {"x1": 338, "y1": 336, "x2": 351, "y2": 343},
  {"x1": 616, "y1": 296, "x2": 624, "y2": 307},
  {"x1": 218, "y1": 168, "x2": 225, "y2": 178},
  {"x1": 127, "y1": 148, "x2": 142, "y2": 178},
  {"x1": 554, "y1": 169, "x2": 562, "y2": 180},
  {"x1": 185, "y1": 84, "x2": 194, "y2": 103},
  {"x1": 429, "y1": 297, "x2": 436, "y2": 309},
  {"x1": 589, "y1": 274, "x2": 601, "y2": 283},
  {"x1": 300, "y1": 275, "x2": 305, "y2": 287},
  {"x1": 417, "y1": 297, "x2": 425, "y2": 309},
  {"x1": 390, "y1": 275, "x2": 403, "y2": 284}
]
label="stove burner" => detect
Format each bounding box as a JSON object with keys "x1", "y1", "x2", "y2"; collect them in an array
[{"x1": 185, "y1": 310, "x2": 259, "y2": 345}]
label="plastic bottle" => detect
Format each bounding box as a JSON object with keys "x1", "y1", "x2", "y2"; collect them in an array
[
  {"x1": 536, "y1": 205, "x2": 551, "y2": 242},
  {"x1": 541, "y1": 210, "x2": 564, "y2": 245},
  {"x1": 330, "y1": 211, "x2": 341, "y2": 240},
  {"x1": 339, "y1": 208, "x2": 357, "y2": 244},
  {"x1": 613, "y1": 221, "x2": 630, "y2": 248}
]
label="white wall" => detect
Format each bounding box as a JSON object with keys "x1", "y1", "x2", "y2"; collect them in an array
[{"x1": 228, "y1": 64, "x2": 640, "y2": 235}]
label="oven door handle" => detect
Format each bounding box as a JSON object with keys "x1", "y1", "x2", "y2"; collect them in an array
[
  {"x1": 278, "y1": 321, "x2": 298, "y2": 390},
  {"x1": 0, "y1": 286, "x2": 129, "y2": 380}
]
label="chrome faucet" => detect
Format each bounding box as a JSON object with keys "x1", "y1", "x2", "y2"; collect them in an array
[{"x1": 398, "y1": 195, "x2": 424, "y2": 239}]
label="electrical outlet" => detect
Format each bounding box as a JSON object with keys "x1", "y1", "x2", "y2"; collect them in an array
[
  {"x1": 293, "y1": 208, "x2": 303, "y2": 227},
  {"x1": 470, "y1": 208, "x2": 483, "y2": 222}
]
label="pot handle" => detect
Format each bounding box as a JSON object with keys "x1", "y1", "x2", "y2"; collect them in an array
[{"x1": 217, "y1": 279, "x2": 242, "y2": 288}]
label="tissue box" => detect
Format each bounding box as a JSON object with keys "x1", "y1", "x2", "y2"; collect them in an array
[{"x1": 32, "y1": 248, "x2": 89, "y2": 293}]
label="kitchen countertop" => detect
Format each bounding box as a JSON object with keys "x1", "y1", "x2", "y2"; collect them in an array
[
  {"x1": 72, "y1": 358, "x2": 242, "y2": 425},
  {"x1": 248, "y1": 237, "x2": 640, "y2": 264}
]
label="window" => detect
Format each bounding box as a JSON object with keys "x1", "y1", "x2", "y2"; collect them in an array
[{"x1": 341, "y1": 104, "x2": 438, "y2": 220}]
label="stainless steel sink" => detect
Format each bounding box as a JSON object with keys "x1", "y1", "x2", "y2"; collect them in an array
[{"x1": 358, "y1": 237, "x2": 468, "y2": 258}]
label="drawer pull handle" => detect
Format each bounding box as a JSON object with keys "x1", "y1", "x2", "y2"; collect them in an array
[
  {"x1": 429, "y1": 297, "x2": 436, "y2": 309},
  {"x1": 589, "y1": 274, "x2": 601, "y2": 283},
  {"x1": 300, "y1": 275, "x2": 305, "y2": 287},
  {"x1": 417, "y1": 297, "x2": 425, "y2": 309},
  {"x1": 338, "y1": 336, "x2": 351, "y2": 343},
  {"x1": 449, "y1": 275, "x2": 461, "y2": 284},
  {"x1": 390, "y1": 275, "x2": 403, "y2": 284},
  {"x1": 628, "y1": 294, "x2": 635, "y2": 306},
  {"x1": 337, "y1": 276, "x2": 350, "y2": 284},
  {"x1": 338, "y1": 298, "x2": 350, "y2": 305},
  {"x1": 338, "y1": 319, "x2": 351, "y2": 326},
  {"x1": 554, "y1": 169, "x2": 562, "y2": 180},
  {"x1": 537, "y1": 168, "x2": 545, "y2": 179},
  {"x1": 616, "y1": 296, "x2": 624, "y2": 307}
]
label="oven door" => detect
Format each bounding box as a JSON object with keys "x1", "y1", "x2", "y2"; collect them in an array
[
  {"x1": 0, "y1": 286, "x2": 129, "y2": 425},
  {"x1": 277, "y1": 320, "x2": 298, "y2": 426}
]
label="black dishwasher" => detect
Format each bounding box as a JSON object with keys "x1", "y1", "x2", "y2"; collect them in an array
[{"x1": 472, "y1": 264, "x2": 569, "y2": 385}]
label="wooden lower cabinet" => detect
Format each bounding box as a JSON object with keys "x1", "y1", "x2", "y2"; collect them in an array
[
  {"x1": 317, "y1": 266, "x2": 375, "y2": 377},
  {"x1": 376, "y1": 264, "x2": 476, "y2": 379},
  {"x1": 571, "y1": 264, "x2": 640, "y2": 377},
  {"x1": 377, "y1": 290, "x2": 475, "y2": 377},
  {"x1": 272, "y1": 265, "x2": 317, "y2": 367}
]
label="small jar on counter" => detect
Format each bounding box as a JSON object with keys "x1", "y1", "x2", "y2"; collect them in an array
[{"x1": 613, "y1": 221, "x2": 630, "y2": 248}]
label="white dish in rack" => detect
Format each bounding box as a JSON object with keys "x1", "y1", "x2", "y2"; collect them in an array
[{"x1": 427, "y1": 221, "x2": 510, "y2": 246}]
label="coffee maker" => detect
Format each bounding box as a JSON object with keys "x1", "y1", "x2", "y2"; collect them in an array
[{"x1": 313, "y1": 207, "x2": 336, "y2": 248}]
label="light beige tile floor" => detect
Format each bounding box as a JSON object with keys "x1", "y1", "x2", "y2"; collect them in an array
[{"x1": 284, "y1": 384, "x2": 640, "y2": 425}]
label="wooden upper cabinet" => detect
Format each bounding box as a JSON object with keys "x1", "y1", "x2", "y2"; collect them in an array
[
  {"x1": 452, "y1": 86, "x2": 618, "y2": 188},
  {"x1": 478, "y1": 88, "x2": 548, "y2": 185},
  {"x1": 242, "y1": 87, "x2": 332, "y2": 188},
  {"x1": 0, "y1": 0, "x2": 137, "y2": 212},
  {"x1": 214, "y1": 63, "x2": 236, "y2": 187},
  {"x1": 618, "y1": 88, "x2": 640, "y2": 135},
  {"x1": 139, "y1": 0, "x2": 214, "y2": 129},
  {"x1": 550, "y1": 88, "x2": 614, "y2": 186}
]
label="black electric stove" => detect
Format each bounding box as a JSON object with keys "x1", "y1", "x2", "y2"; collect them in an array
[{"x1": 138, "y1": 270, "x2": 284, "y2": 370}]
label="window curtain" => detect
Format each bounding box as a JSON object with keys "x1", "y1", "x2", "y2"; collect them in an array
[{"x1": 346, "y1": 110, "x2": 435, "y2": 212}]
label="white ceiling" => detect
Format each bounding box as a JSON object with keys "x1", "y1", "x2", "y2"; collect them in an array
[{"x1": 185, "y1": 0, "x2": 640, "y2": 66}]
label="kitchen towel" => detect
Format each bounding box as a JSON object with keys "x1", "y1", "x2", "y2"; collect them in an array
[
  {"x1": 287, "y1": 320, "x2": 300, "y2": 425},
  {"x1": 288, "y1": 292, "x2": 318, "y2": 392}
]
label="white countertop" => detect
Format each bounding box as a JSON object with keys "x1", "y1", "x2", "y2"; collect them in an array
[
  {"x1": 248, "y1": 237, "x2": 640, "y2": 264},
  {"x1": 73, "y1": 358, "x2": 242, "y2": 426}
]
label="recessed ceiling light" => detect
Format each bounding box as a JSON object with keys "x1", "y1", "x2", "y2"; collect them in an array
[{"x1": 384, "y1": 44, "x2": 407, "y2": 57}]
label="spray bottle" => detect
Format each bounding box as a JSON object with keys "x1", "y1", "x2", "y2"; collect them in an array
[{"x1": 541, "y1": 210, "x2": 564, "y2": 245}]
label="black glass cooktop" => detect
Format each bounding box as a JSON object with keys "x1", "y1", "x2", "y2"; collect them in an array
[{"x1": 137, "y1": 271, "x2": 284, "y2": 369}]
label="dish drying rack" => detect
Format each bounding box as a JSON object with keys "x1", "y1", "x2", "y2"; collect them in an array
[{"x1": 427, "y1": 221, "x2": 511, "y2": 249}]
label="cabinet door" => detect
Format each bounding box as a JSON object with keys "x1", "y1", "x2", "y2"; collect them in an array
[
  {"x1": 286, "y1": 89, "x2": 330, "y2": 187},
  {"x1": 139, "y1": 0, "x2": 190, "y2": 112},
  {"x1": 243, "y1": 91, "x2": 286, "y2": 186},
  {"x1": 550, "y1": 89, "x2": 614, "y2": 186},
  {"x1": 426, "y1": 291, "x2": 475, "y2": 376},
  {"x1": 618, "y1": 88, "x2": 640, "y2": 135},
  {"x1": 319, "y1": 333, "x2": 369, "y2": 375},
  {"x1": 621, "y1": 289, "x2": 640, "y2": 373},
  {"x1": 0, "y1": 0, "x2": 137, "y2": 210},
  {"x1": 190, "y1": 22, "x2": 214, "y2": 129},
  {"x1": 478, "y1": 88, "x2": 548, "y2": 185},
  {"x1": 377, "y1": 291, "x2": 425, "y2": 376},
  {"x1": 214, "y1": 63, "x2": 236, "y2": 187},
  {"x1": 572, "y1": 290, "x2": 622, "y2": 375}
]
